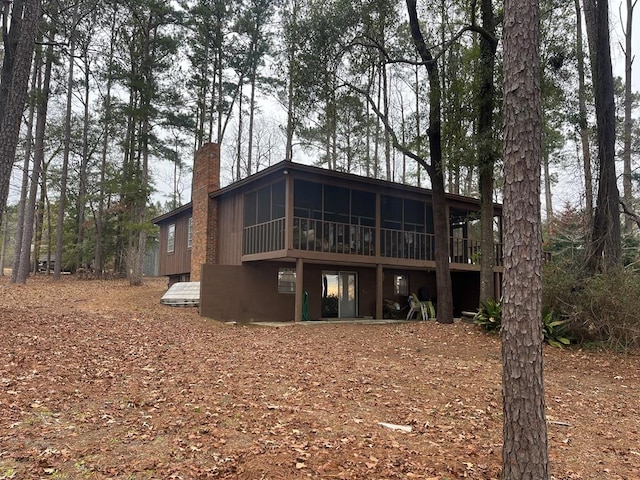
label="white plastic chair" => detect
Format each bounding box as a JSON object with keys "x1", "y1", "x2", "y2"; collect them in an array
[{"x1": 406, "y1": 294, "x2": 428, "y2": 320}]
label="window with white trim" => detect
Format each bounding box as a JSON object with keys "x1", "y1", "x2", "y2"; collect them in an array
[
  {"x1": 277, "y1": 268, "x2": 296, "y2": 294},
  {"x1": 187, "y1": 217, "x2": 193, "y2": 249},
  {"x1": 394, "y1": 274, "x2": 408, "y2": 296},
  {"x1": 167, "y1": 224, "x2": 175, "y2": 253}
]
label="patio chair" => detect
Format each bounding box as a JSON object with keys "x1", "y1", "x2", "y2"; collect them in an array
[{"x1": 406, "y1": 293, "x2": 435, "y2": 321}]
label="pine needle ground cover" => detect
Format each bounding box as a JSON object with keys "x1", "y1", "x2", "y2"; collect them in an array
[{"x1": 0, "y1": 276, "x2": 638, "y2": 479}]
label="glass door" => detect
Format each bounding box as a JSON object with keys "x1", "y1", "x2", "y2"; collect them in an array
[
  {"x1": 339, "y1": 272, "x2": 356, "y2": 317},
  {"x1": 322, "y1": 271, "x2": 357, "y2": 318}
]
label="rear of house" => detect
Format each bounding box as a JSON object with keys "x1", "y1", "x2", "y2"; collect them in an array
[{"x1": 154, "y1": 143, "x2": 503, "y2": 322}]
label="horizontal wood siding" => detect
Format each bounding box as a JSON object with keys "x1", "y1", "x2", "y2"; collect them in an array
[
  {"x1": 158, "y1": 209, "x2": 192, "y2": 276},
  {"x1": 217, "y1": 195, "x2": 243, "y2": 265}
]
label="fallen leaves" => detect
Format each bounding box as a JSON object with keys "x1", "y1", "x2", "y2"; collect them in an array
[{"x1": 0, "y1": 276, "x2": 638, "y2": 479}]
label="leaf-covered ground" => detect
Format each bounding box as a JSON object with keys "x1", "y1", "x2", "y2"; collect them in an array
[{"x1": 0, "y1": 276, "x2": 638, "y2": 479}]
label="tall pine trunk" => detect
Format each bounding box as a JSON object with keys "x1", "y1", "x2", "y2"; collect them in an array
[
  {"x1": 15, "y1": 40, "x2": 52, "y2": 283},
  {"x1": 0, "y1": 0, "x2": 40, "y2": 229},
  {"x1": 477, "y1": 0, "x2": 498, "y2": 304},
  {"x1": 621, "y1": 0, "x2": 635, "y2": 233},
  {"x1": 11, "y1": 50, "x2": 37, "y2": 282},
  {"x1": 583, "y1": 0, "x2": 621, "y2": 272},
  {"x1": 575, "y1": 0, "x2": 593, "y2": 220},
  {"x1": 95, "y1": 6, "x2": 116, "y2": 275},
  {"x1": 54, "y1": 6, "x2": 78, "y2": 279},
  {"x1": 406, "y1": 0, "x2": 453, "y2": 325},
  {"x1": 501, "y1": 0, "x2": 549, "y2": 476}
]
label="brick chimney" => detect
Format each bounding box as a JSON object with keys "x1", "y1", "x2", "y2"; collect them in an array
[{"x1": 190, "y1": 143, "x2": 220, "y2": 281}]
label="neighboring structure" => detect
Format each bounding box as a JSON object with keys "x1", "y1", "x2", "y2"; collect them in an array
[{"x1": 153, "y1": 143, "x2": 503, "y2": 323}]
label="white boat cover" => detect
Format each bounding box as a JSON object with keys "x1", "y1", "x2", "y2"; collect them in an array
[{"x1": 160, "y1": 282, "x2": 200, "y2": 307}]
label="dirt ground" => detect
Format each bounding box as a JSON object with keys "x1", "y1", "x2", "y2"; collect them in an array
[{"x1": 0, "y1": 275, "x2": 638, "y2": 480}]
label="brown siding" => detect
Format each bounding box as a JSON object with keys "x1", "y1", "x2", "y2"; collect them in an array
[
  {"x1": 217, "y1": 194, "x2": 243, "y2": 265},
  {"x1": 157, "y1": 210, "x2": 192, "y2": 277},
  {"x1": 201, "y1": 262, "x2": 444, "y2": 322},
  {"x1": 200, "y1": 263, "x2": 296, "y2": 322}
]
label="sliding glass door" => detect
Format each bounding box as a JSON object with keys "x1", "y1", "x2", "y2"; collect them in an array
[{"x1": 321, "y1": 271, "x2": 357, "y2": 318}]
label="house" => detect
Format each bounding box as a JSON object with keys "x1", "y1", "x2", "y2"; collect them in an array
[{"x1": 153, "y1": 143, "x2": 503, "y2": 323}]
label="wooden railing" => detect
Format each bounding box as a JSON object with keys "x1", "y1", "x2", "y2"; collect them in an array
[
  {"x1": 292, "y1": 217, "x2": 375, "y2": 255},
  {"x1": 243, "y1": 218, "x2": 285, "y2": 255},
  {"x1": 242, "y1": 217, "x2": 503, "y2": 266},
  {"x1": 380, "y1": 228, "x2": 436, "y2": 261}
]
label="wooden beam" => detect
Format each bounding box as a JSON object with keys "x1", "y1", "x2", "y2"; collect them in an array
[
  {"x1": 294, "y1": 257, "x2": 304, "y2": 322},
  {"x1": 376, "y1": 263, "x2": 383, "y2": 320}
]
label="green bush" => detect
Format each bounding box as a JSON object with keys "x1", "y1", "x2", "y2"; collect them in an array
[
  {"x1": 543, "y1": 265, "x2": 640, "y2": 351},
  {"x1": 474, "y1": 300, "x2": 571, "y2": 347},
  {"x1": 542, "y1": 311, "x2": 571, "y2": 348},
  {"x1": 473, "y1": 299, "x2": 502, "y2": 332}
]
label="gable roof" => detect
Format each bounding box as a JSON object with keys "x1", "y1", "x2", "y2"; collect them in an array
[
  {"x1": 153, "y1": 160, "x2": 501, "y2": 225},
  {"x1": 211, "y1": 160, "x2": 500, "y2": 210},
  {"x1": 151, "y1": 202, "x2": 193, "y2": 225}
]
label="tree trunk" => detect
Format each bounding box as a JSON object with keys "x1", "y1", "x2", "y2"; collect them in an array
[
  {"x1": 0, "y1": 211, "x2": 8, "y2": 275},
  {"x1": 382, "y1": 62, "x2": 391, "y2": 181},
  {"x1": 622, "y1": 0, "x2": 636, "y2": 233},
  {"x1": 583, "y1": 0, "x2": 622, "y2": 272},
  {"x1": 77, "y1": 47, "x2": 91, "y2": 270},
  {"x1": 406, "y1": 0, "x2": 453, "y2": 325},
  {"x1": 501, "y1": 0, "x2": 549, "y2": 477},
  {"x1": 33, "y1": 161, "x2": 46, "y2": 274},
  {"x1": 575, "y1": 0, "x2": 593, "y2": 220},
  {"x1": 0, "y1": 0, "x2": 41, "y2": 229},
  {"x1": 543, "y1": 147, "x2": 553, "y2": 222},
  {"x1": 11, "y1": 48, "x2": 37, "y2": 282},
  {"x1": 414, "y1": 65, "x2": 421, "y2": 188},
  {"x1": 95, "y1": 6, "x2": 116, "y2": 275},
  {"x1": 15, "y1": 40, "x2": 51, "y2": 284},
  {"x1": 477, "y1": 0, "x2": 498, "y2": 304},
  {"x1": 54, "y1": 6, "x2": 78, "y2": 279},
  {"x1": 247, "y1": 60, "x2": 257, "y2": 176},
  {"x1": 236, "y1": 80, "x2": 244, "y2": 180}
]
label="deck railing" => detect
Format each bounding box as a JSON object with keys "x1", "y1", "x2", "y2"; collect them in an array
[
  {"x1": 292, "y1": 217, "x2": 375, "y2": 255},
  {"x1": 242, "y1": 217, "x2": 503, "y2": 265},
  {"x1": 243, "y1": 218, "x2": 285, "y2": 255},
  {"x1": 380, "y1": 228, "x2": 436, "y2": 261}
]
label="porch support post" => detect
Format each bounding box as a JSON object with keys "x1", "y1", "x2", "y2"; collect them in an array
[
  {"x1": 376, "y1": 263, "x2": 383, "y2": 319},
  {"x1": 294, "y1": 257, "x2": 304, "y2": 322},
  {"x1": 375, "y1": 192, "x2": 381, "y2": 257},
  {"x1": 285, "y1": 172, "x2": 294, "y2": 250}
]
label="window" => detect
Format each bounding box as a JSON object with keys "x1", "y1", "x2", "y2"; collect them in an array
[
  {"x1": 278, "y1": 268, "x2": 296, "y2": 294},
  {"x1": 167, "y1": 224, "x2": 175, "y2": 253},
  {"x1": 394, "y1": 274, "x2": 408, "y2": 296},
  {"x1": 187, "y1": 217, "x2": 193, "y2": 249}
]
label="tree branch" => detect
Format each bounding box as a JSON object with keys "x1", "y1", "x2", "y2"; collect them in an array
[
  {"x1": 343, "y1": 82, "x2": 431, "y2": 175},
  {"x1": 620, "y1": 199, "x2": 640, "y2": 229}
]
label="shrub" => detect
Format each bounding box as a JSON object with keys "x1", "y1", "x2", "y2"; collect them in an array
[
  {"x1": 543, "y1": 265, "x2": 640, "y2": 351},
  {"x1": 473, "y1": 299, "x2": 502, "y2": 332},
  {"x1": 542, "y1": 311, "x2": 571, "y2": 348},
  {"x1": 474, "y1": 299, "x2": 571, "y2": 347}
]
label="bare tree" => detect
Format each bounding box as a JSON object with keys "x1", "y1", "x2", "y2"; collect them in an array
[{"x1": 501, "y1": 0, "x2": 549, "y2": 477}]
